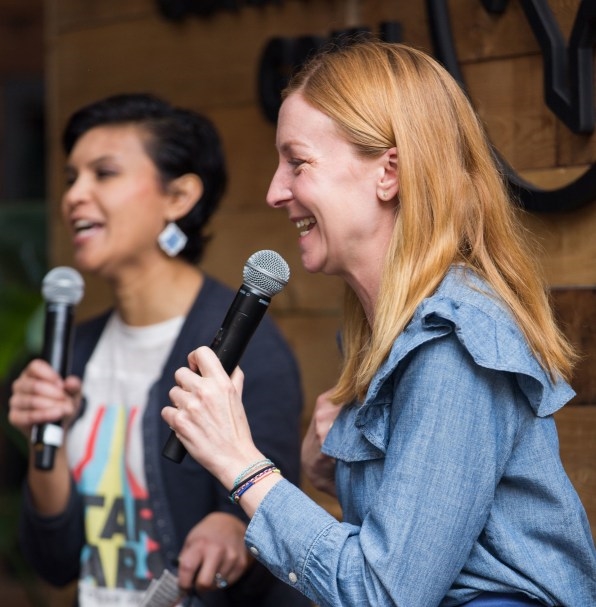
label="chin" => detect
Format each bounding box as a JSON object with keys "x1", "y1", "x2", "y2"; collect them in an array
[
  {"x1": 71, "y1": 256, "x2": 89, "y2": 273},
  {"x1": 303, "y1": 261, "x2": 328, "y2": 276},
  {"x1": 300, "y1": 252, "x2": 322, "y2": 274},
  {"x1": 72, "y1": 256, "x2": 103, "y2": 277},
  {"x1": 72, "y1": 250, "x2": 94, "y2": 267}
]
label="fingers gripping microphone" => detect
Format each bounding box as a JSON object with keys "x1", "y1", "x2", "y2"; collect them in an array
[
  {"x1": 162, "y1": 250, "x2": 290, "y2": 463},
  {"x1": 32, "y1": 267, "x2": 84, "y2": 470}
]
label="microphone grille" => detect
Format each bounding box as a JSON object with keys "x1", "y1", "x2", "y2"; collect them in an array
[
  {"x1": 42, "y1": 267, "x2": 85, "y2": 305},
  {"x1": 243, "y1": 250, "x2": 290, "y2": 297}
]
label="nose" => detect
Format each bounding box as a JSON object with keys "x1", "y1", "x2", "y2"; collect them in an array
[
  {"x1": 62, "y1": 174, "x2": 88, "y2": 212},
  {"x1": 265, "y1": 164, "x2": 291, "y2": 210}
]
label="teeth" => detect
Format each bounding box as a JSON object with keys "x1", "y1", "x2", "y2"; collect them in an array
[
  {"x1": 295, "y1": 218, "x2": 315, "y2": 228},
  {"x1": 73, "y1": 219, "x2": 95, "y2": 232},
  {"x1": 295, "y1": 217, "x2": 316, "y2": 236}
]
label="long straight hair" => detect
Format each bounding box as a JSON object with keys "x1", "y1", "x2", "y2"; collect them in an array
[{"x1": 283, "y1": 40, "x2": 576, "y2": 404}]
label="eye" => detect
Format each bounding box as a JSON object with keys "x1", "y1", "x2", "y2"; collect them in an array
[
  {"x1": 64, "y1": 170, "x2": 77, "y2": 187},
  {"x1": 288, "y1": 158, "x2": 306, "y2": 172},
  {"x1": 95, "y1": 168, "x2": 118, "y2": 180}
]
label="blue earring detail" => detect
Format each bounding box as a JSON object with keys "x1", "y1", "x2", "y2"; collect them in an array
[{"x1": 158, "y1": 222, "x2": 188, "y2": 257}]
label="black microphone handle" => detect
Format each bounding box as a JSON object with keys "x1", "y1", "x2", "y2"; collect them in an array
[
  {"x1": 162, "y1": 285, "x2": 271, "y2": 463},
  {"x1": 33, "y1": 302, "x2": 75, "y2": 470}
]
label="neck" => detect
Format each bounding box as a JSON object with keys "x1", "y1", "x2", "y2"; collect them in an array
[
  {"x1": 110, "y1": 258, "x2": 203, "y2": 326},
  {"x1": 341, "y1": 218, "x2": 393, "y2": 326},
  {"x1": 347, "y1": 278, "x2": 377, "y2": 326},
  {"x1": 342, "y1": 256, "x2": 384, "y2": 326}
]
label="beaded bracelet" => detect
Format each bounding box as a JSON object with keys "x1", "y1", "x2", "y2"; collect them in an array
[
  {"x1": 232, "y1": 458, "x2": 274, "y2": 487},
  {"x1": 232, "y1": 464, "x2": 276, "y2": 492},
  {"x1": 229, "y1": 466, "x2": 280, "y2": 504},
  {"x1": 229, "y1": 464, "x2": 277, "y2": 500},
  {"x1": 230, "y1": 466, "x2": 280, "y2": 504}
]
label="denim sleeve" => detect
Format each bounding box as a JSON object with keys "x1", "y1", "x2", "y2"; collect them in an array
[{"x1": 246, "y1": 333, "x2": 522, "y2": 607}]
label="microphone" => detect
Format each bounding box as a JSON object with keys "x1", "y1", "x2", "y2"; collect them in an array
[
  {"x1": 162, "y1": 249, "x2": 290, "y2": 463},
  {"x1": 31, "y1": 266, "x2": 85, "y2": 470}
]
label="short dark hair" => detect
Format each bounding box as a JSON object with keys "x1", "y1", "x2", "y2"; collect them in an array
[{"x1": 62, "y1": 92, "x2": 227, "y2": 264}]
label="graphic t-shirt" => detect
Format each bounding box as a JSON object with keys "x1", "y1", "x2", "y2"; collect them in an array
[{"x1": 66, "y1": 312, "x2": 184, "y2": 607}]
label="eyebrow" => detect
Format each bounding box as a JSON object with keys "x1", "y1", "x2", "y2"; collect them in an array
[
  {"x1": 64, "y1": 154, "x2": 117, "y2": 170},
  {"x1": 278, "y1": 140, "x2": 306, "y2": 155}
]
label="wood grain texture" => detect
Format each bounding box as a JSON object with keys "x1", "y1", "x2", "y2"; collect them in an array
[
  {"x1": 555, "y1": 405, "x2": 596, "y2": 538},
  {"x1": 551, "y1": 288, "x2": 596, "y2": 404},
  {"x1": 464, "y1": 55, "x2": 557, "y2": 171},
  {"x1": 518, "y1": 194, "x2": 596, "y2": 287},
  {"x1": 0, "y1": 0, "x2": 43, "y2": 74}
]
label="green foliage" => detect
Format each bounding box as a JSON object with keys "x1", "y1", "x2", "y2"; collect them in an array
[
  {"x1": 0, "y1": 200, "x2": 47, "y2": 380},
  {"x1": 0, "y1": 200, "x2": 50, "y2": 604},
  {"x1": 0, "y1": 200, "x2": 47, "y2": 460}
]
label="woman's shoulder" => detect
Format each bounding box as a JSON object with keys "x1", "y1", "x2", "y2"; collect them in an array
[
  {"x1": 375, "y1": 267, "x2": 574, "y2": 416},
  {"x1": 415, "y1": 266, "x2": 530, "y2": 354},
  {"x1": 74, "y1": 309, "x2": 113, "y2": 349},
  {"x1": 388, "y1": 267, "x2": 523, "y2": 365}
]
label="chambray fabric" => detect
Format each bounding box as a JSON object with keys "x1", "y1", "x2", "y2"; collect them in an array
[
  {"x1": 245, "y1": 267, "x2": 596, "y2": 607},
  {"x1": 463, "y1": 592, "x2": 545, "y2": 605}
]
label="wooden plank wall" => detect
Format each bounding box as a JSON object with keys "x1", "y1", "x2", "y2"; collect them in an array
[
  {"x1": 0, "y1": 0, "x2": 43, "y2": 196},
  {"x1": 45, "y1": 0, "x2": 595, "y2": 548}
]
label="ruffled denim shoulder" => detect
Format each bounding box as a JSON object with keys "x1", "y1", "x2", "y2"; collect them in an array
[
  {"x1": 372, "y1": 267, "x2": 573, "y2": 415},
  {"x1": 325, "y1": 267, "x2": 575, "y2": 460}
]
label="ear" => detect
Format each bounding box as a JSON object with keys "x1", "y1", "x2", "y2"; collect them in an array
[
  {"x1": 376, "y1": 147, "x2": 398, "y2": 202},
  {"x1": 165, "y1": 173, "x2": 204, "y2": 221}
]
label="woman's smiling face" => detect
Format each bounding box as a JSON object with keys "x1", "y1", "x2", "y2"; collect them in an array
[
  {"x1": 266, "y1": 93, "x2": 397, "y2": 290},
  {"x1": 61, "y1": 124, "x2": 172, "y2": 280}
]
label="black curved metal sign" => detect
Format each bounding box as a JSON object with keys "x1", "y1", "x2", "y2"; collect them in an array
[
  {"x1": 159, "y1": 0, "x2": 596, "y2": 212},
  {"x1": 428, "y1": 0, "x2": 596, "y2": 212}
]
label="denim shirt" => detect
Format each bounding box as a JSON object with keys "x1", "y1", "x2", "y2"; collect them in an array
[{"x1": 245, "y1": 268, "x2": 596, "y2": 607}]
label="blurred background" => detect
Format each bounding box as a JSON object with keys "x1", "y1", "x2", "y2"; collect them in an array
[
  {"x1": 0, "y1": 1, "x2": 594, "y2": 605},
  {"x1": 0, "y1": 1, "x2": 47, "y2": 603}
]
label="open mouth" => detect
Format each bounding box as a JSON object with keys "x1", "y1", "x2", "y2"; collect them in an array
[
  {"x1": 73, "y1": 218, "x2": 101, "y2": 233},
  {"x1": 71, "y1": 218, "x2": 103, "y2": 240},
  {"x1": 295, "y1": 216, "x2": 316, "y2": 237}
]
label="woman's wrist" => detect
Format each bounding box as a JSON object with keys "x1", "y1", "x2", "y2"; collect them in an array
[
  {"x1": 219, "y1": 452, "x2": 284, "y2": 517},
  {"x1": 229, "y1": 463, "x2": 280, "y2": 504},
  {"x1": 218, "y1": 450, "x2": 270, "y2": 491},
  {"x1": 235, "y1": 472, "x2": 284, "y2": 518}
]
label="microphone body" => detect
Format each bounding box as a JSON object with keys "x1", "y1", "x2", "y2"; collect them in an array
[
  {"x1": 32, "y1": 267, "x2": 84, "y2": 470},
  {"x1": 162, "y1": 250, "x2": 290, "y2": 463}
]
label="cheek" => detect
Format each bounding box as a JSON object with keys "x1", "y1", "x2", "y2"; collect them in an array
[
  {"x1": 292, "y1": 174, "x2": 319, "y2": 203},
  {"x1": 118, "y1": 182, "x2": 166, "y2": 216}
]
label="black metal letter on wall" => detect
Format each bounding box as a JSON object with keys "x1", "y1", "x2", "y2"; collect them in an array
[
  {"x1": 428, "y1": 0, "x2": 596, "y2": 212},
  {"x1": 258, "y1": 25, "x2": 403, "y2": 124},
  {"x1": 156, "y1": 0, "x2": 283, "y2": 20}
]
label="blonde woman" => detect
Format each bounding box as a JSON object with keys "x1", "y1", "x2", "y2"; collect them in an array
[{"x1": 163, "y1": 41, "x2": 596, "y2": 606}]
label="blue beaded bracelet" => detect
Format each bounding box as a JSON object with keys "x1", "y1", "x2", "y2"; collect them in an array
[{"x1": 229, "y1": 466, "x2": 280, "y2": 504}]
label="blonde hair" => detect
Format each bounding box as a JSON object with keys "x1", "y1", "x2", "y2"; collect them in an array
[{"x1": 284, "y1": 39, "x2": 576, "y2": 403}]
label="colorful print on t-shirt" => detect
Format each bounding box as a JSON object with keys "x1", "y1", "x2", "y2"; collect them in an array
[{"x1": 73, "y1": 404, "x2": 163, "y2": 591}]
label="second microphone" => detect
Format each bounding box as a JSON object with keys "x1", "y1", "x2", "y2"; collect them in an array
[{"x1": 162, "y1": 249, "x2": 290, "y2": 463}]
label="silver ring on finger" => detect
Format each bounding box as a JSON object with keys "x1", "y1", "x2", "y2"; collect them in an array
[{"x1": 214, "y1": 572, "x2": 228, "y2": 589}]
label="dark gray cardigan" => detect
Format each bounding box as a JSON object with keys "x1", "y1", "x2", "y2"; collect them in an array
[{"x1": 19, "y1": 275, "x2": 310, "y2": 607}]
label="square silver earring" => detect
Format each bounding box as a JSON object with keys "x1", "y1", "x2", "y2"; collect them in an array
[{"x1": 158, "y1": 222, "x2": 188, "y2": 257}]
